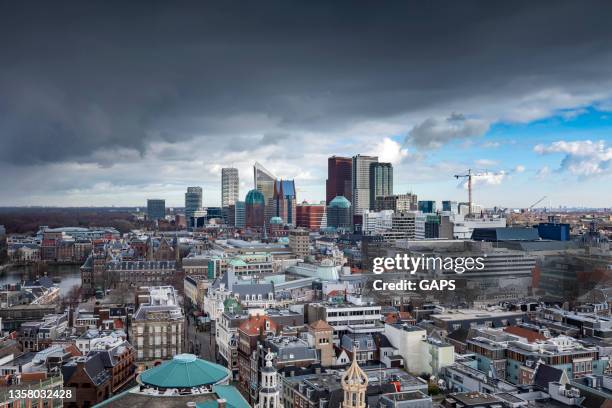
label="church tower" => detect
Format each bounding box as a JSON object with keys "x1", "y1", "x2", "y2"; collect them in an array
[
  {"x1": 342, "y1": 349, "x2": 368, "y2": 408},
  {"x1": 257, "y1": 350, "x2": 280, "y2": 408}
]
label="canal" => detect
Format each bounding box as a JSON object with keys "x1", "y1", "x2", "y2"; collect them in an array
[{"x1": 0, "y1": 264, "x2": 82, "y2": 295}]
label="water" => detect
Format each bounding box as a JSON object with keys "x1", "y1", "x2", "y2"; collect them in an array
[{"x1": 0, "y1": 264, "x2": 81, "y2": 295}]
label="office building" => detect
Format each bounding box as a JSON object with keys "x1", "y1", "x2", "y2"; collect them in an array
[
  {"x1": 266, "y1": 179, "x2": 297, "y2": 225},
  {"x1": 326, "y1": 156, "x2": 353, "y2": 205},
  {"x1": 234, "y1": 200, "x2": 246, "y2": 228},
  {"x1": 245, "y1": 189, "x2": 266, "y2": 229},
  {"x1": 418, "y1": 200, "x2": 436, "y2": 213},
  {"x1": 288, "y1": 229, "x2": 309, "y2": 259},
  {"x1": 296, "y1": 202, "x2": 326, "y2": 230},
  {"x1": 222, "y1": 167, "x2": 239, "y2": 207},
  {"x1": 376, "y1": 193, "x2": 418, "y2": 212},
  {"x1": 185, "y1": 186, "x2": 205, "y2": 227},
  {"x1": 146, "y1": 199, "x2": 165, "y2": 221},
  {"x1": 352, "y1": 154, "x2": 378, "y2": 215},
  {"x1": 538, "y1": 216, "x2": 570, "y2": 241},
  {"x1": 254, "y1": 162, "x2": 276, "y2": 204},
  {"x1": 442, "y1": 200, "x2": 458, "y2": 213},
  {"x1": 389, "y1": 211, "x2": 416, "y2": 240},
  {"x1": 369, "y1": 162, "x2": 393, "y2": 208},
  {"x1": 326, "y1": 196, "x2": 352, "y2": 232},
  {"x1": 130, "y1": 286, "x2": 184, "y2": 366}
]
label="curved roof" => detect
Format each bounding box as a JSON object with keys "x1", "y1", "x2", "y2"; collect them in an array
[
  {"x1": 269, "y1": 216, "x2": 283, "y2": 224},
  {"x1": 329, "y1": 196, "x2": 351, "y2": 209},
  {"x1": 139, "y1": 354, "x2": 230, "y2": 388},
  {"x1": 245, "y1": 189, "x2": 266, "y2": 205}
]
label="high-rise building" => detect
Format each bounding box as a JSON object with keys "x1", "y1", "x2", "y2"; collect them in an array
[
  {"x1": 351, "y1": 155, "x2": 378, "y2": 215},
  {"x1": 326, "y1": 156, "x2": 352, "y2": 205},
  {"x1": 369, "y1": 162, "x2": 393, "y2": 208},
  {"x1": 221, "y1": 167, "x2": 239, "y2": 208},
  {"x1": 245, "y1": 189, "x2": 266, "y2": 229},
  {"x1": 375, "y1": 193, "x2": 417, "y2": 212},
  {"x1": 266, "y1": 179, "x2": 297, "y2": 226},
  {"x1": 296, "y1": 202, "x2": 326, "y2": 231},
  {"x1": 146, "y1": 199, "x2": 166, "y2": 221},
  {"x1": 418, "y1": 200, "x2": 436, "y2": 213},
  {"x1": 326, "y1": 196, "x2": 352, "y2": 232},
  {"x1": 234, "y1": 201, "x2": 246, "y2": 229},
  {"x1": 254, "y1": 162, "x2": 276, "y2": 205},
  {"x1": 185, "y1": 187, "x2": 205, "y2": 228}
]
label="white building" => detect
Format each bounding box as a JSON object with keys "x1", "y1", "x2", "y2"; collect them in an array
[
  {"x1": 384, "y1": 324, "x2": 455, "y2": 375},
  {"x1": 222, "y1": 167, "x2": 240, "y2": 207}
]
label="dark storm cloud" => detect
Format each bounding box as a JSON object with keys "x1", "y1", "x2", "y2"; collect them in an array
[{"x1": 1, "y1": 0, "x2": 612, "y2": 166}]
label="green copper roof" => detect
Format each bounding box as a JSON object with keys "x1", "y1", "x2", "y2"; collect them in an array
[
  {"x1": 245, "y1": 189, "x2": 265, "y2": 205},
  {"x1": 139, "y1": 354, "x2": 230, "y2": 388},
  {"x1": 329, "y1": 195, "x2": 351, "y2": 209},
  {"x1": 269, "y1": 216, "x2": 283, "y2": 224},
  {"x1": 228, "y1": 258, "x2": 248, "y2": 267},
  {"x1": 197, "y1": 385, "x2": 250, "y2": 408}
]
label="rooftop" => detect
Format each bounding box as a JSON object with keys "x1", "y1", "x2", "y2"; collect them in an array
[{"x1": 139, "y1": 354, "x2": 230, "y2": 389}]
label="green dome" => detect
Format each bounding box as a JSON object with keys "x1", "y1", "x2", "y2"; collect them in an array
[
  {"x1": 139, "y1": 353, "x2": 230, "y2": 388},
  {"x1": 270, "y1": 216, "x2": 283, "y2": 224},
  {"x1": 329, "y1": 196, "x2": 351, "y2": 209},
  {"x1": 245, "y1": 189, "x2": 265, "y2": 206}
]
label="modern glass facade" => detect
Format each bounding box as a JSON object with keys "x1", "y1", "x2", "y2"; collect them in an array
[
  {"x1": 147, "y1": 199, "x2": 166, "y2": 220},
  {"x1": 369, "y1": 162, "x2": 393, "y2": 209}
]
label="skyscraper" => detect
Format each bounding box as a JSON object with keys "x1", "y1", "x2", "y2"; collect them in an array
[
  {"x1": 185, "y1": 187, "x2": 205, "y2": 227},
  {"x1": 326, "y1": 156, "x2": 352, "y2": 205},
  {"x1": 266, "y1": 179, "x2": 297, "y2": 225},
  {"x1": 146, "y1": 199, "x2": 166, "y2": 221},
  {"x1": 254, "y1": 162, "x2": 276, "y2": 204},
  {"x1": 369, "y1": 162, "x2": 393, "y2": 208},
  {"x1": 221, "y1": 167, "x2": 239, "y2": 208},
  {"x1": 351, "y1": 154, "x2": 378, "y2": 215},
  {"x1": 245, "y1": 189, "x2": 265, "y2": 229},
  {"x1": 326, "y1": 196, "x2": 352, "y2": 232}
]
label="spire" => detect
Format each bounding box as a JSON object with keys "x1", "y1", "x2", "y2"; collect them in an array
[
  {"x1": 341, "y1": 347, "x2": 368, "y2": 408},
  {"x1": 265, "y1": 348, "x2": 274, "y2": 368},
  {"x1": 342, "y1": 347, "x2": 368, "y2": 387}
]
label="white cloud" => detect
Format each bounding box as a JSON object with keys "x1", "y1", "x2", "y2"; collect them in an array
[
  {"x1": 534, "y1": 140, "x2": 612, "y2": 176},
  {"x1": 372, "y1": 137, "x2": 409, "y2": 164},
  {"x1": 514, "y1": 165, "x2": 526, "y2": 173}
]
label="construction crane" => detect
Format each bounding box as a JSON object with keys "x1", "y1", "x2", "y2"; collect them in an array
[
  {"x1": 529, "y1": 196, "x2": 547, "y2": 210},
  {"x1": 454, "y1": 169, "x2": 475, "y2": 215},
  {"x1": 454, "y1": 169, "x2": 503, "y2": 216}
]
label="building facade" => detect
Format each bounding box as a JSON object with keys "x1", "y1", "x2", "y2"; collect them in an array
[
  {"x1": 222, "y1": 167, "x2": 240, "y2": 208},
  {"x1": 352, "y1": 155, "x2": 378, "y2": 215},
  {"x1": 326, "y1": 156, "x2": 353, "y2": 205},
  {"x1": 146, "y1": 199, "x2": 165, "y2": 221},
  {"x1": 369, "y1": 162, "x2": 393, "y2": 209}
]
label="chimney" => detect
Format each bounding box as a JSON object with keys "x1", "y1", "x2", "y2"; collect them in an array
[{"x1": 217, "y1": 399, "x2": 227, "y2": 408}]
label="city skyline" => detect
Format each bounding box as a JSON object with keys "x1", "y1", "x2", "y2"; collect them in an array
[{"x1": 1, "y1": 2, "x2": 612, "y2": 208}]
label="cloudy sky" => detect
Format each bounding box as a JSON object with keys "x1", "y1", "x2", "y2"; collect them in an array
[{"x1": 1, "y1": 1, "x2": 611, "y2": 208}]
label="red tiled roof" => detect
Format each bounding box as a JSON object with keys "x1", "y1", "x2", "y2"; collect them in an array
[
  {"x1": 239, "y1": 315, "x2": 278, "y2": 336},
  {"x1": 63, "y1": 344, "x2": 82, "y2": 357},
  {"x1": 504, "y1": 326, "x2": 547, "y2": 343}
]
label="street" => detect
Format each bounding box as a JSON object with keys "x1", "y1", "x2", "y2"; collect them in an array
[{"x1": 185, "y1": 314, "x2": 219, "y2": 364}]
